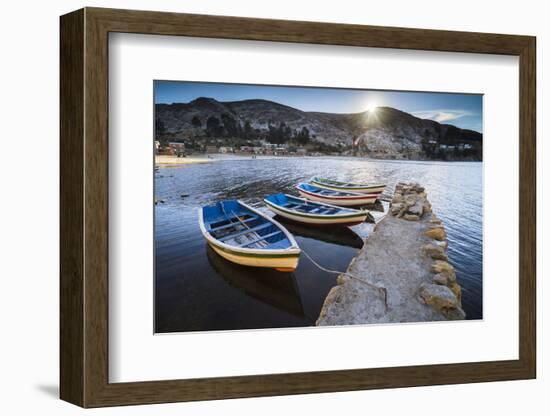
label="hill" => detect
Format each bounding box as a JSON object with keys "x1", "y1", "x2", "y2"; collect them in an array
[{"x1": 155, "y1": 97, "x2": 482, "y2": 160}]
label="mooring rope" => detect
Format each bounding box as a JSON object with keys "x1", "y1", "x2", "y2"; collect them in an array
[{"x1": 301, "y1": 249, "x2": 388, "y2": 312}]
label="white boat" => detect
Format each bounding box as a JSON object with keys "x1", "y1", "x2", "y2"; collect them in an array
[
  {"x1": 296, "y1": 183, "x2": 378, "y2": 206},
  {"x1": 311, "y1": 176, "x2": 386, "y2": 194}
]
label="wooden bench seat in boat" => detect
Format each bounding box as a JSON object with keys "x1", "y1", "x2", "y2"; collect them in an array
[
  {"x1": 219, "y1": 222, "x2": 272, "y2": 242},
  {"x1": 209, "y1": 215, "x2": 258, "y2": 232},
  {"x1": 239, "y1": 230, "x2": 283, "y2": 248}
]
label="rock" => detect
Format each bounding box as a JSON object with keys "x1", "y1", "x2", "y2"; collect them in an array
[
  {"x1": 422, "y1": 201, "x2": 432, "y2": 214},
  {"x1": 390, "y1": 203, "x2": 404, "y2": 215},
  {"x1": 432, "y1": 273, "x2": 449, "y2": 285},
  {"x1": 392, "y1": 194, "x2": 404, "y2": 204},
  {"x1": 431, "y1": 260, "x2": 454, "y2": 274},
  {"x1": 401, "y1": 185, "x2": 413, "y2": 194},
  {"x1": 448, "y1": 282, "x2": 462, "y2": 301},
  {"x1": 408, "y1": 201, "x2": 424, "y2": 217},
  {"x1": 422, "y1": 243, "x2": 447, "y2": 260},
  {"x1": 419, "y1": 283, "x2": 459, "y2": 310},
  {"x1": 336, "y1": 274, "x2": 348, "y2": 285},
  {"x1": 424, "y1": 227, "x2": 446, "y2": 241},
  {"x1": 435, "y1": 240, "x2": 449, "y2": 250},
  {"x1": 433, "y1": 270, "x2": 456, "y2": 284},
  {"x1": 396, "y1": 206, "x2": 408, "y2": 218},
  {"x1": 403, "y1": 214, "x2": 420, "y2": 221},
  {"x1": 419, "y1": 285, "x2": 459, "y2": 311},
  {"x1": 445, "y1": 307, "x2": 466, "y2": 320}
]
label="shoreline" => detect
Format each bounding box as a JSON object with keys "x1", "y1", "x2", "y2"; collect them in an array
[
  {"x1": 155, "y1": 153, "x2": 483, "y2": 166},
  {"x1": 155, "y1": 155, "x2": 214, "y2": 165},
  {"x1": 316, "y1": 182, "x2": 465, "y2": 326}
]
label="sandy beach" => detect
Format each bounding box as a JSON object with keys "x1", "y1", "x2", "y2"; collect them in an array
[
  {"x1": 155, "y1": 155, "x2": 214, "y2": 165},
  {"x1": 155, "y1": 153, "x2": 298, "y2": 166}
]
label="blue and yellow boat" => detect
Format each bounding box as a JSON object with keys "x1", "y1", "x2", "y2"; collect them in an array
[{"x1": 198, "y1": 200, "x2": 301, "y2": 272}]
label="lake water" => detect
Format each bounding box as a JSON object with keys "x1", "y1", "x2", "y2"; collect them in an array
[{"x1": 155, "y1": 156, "x2": 482, "y2": 333}]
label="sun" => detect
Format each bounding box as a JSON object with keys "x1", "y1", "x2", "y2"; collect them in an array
[{"x1": 364, "y1": 101, "x2": 379, "y2": 112}]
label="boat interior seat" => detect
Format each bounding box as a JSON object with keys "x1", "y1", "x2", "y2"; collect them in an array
[
  {"x1": 239, "y1": 230, "x2": 283, "y2": 248},
  {"x1": 219, "y1": 222, "x2": 272, "y2": 242},
  {"x1": 208, "y1": 215, "x2": 258, "y2": 232},
  {"x1": 309, "y1": 207, "x2": 325, "y2": 214}
]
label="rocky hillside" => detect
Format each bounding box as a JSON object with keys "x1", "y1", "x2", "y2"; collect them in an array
[{"x1": 155, "y1": 97, "x2": 482, "y2": 160}]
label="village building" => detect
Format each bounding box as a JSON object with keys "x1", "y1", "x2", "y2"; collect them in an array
[
  {"x1": 240, "y1": 146, "x2": 254, "y2": 153},
  {"x1": 206, "y1": 145, "x2": 218, "y2": 154},
  {"x1": 168, "y1": 142, "x2": 187, "y2": 157},
  {"x1": 219, "y1": 146, "x2": 234, "y2": 154}
]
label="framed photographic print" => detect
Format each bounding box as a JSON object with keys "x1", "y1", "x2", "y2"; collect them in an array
[{"x1": 60, "y1": 7, "x2": 536, "y2": 408}]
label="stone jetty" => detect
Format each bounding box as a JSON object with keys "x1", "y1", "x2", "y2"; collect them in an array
[{"x1": 316, "y1": 182, "x2": 465, "y2": 326}]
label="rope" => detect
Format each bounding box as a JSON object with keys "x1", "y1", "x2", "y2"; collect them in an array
[{"x1": 301, "y1": 249, "x2": 388, "y2": 312}]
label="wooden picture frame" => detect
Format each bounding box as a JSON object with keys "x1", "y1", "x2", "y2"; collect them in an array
[{"x1": 60, "y1": 7, "x2": 536, "y2": 408}]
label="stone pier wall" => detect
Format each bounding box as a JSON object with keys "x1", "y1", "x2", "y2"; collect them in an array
[{"x1": 316, "y1": 182, "x2": 465, "y2": 326}]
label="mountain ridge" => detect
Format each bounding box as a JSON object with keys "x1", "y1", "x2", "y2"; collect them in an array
[{"x1": 155, "y1": 97, "x2": 482, "y2": 160}]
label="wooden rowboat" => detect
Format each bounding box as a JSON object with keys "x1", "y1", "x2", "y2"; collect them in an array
[
  {"x1": 296, "y1": 182, "x2": 378, "y2": 206},
  {"x1": 264, "y1": 193, "x2": 369, "y2": 226},
  {"x1": 198, "y1": 200, "x2": 300, "y2": 272},
  {"x1": 311, "y1": 176, "x2": 386, "y2": 194}
]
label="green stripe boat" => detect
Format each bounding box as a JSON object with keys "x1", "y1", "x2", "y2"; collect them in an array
[{"x1": 311, "y1": 176, "x2": 386, "y2": 194}]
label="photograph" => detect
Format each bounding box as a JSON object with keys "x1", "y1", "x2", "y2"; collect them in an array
[{"x1": 153, "y1": 81, "x2": 483, "y2": 333}]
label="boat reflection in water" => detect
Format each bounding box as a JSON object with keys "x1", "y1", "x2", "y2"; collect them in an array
[
  {"x1": 274, "y1": 216, "x2": 365, "y2": 249},
  {"x1": 206, "y1": 245, "x2": 306, "y2": 318}
]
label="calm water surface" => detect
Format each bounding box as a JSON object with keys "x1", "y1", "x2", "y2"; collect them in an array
[{"x1": 155, "y1": 157, "x2": 482, "y2": 333}]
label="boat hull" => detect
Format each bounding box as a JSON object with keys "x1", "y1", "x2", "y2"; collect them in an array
[
  {"x1": 311, "y1": 178, "x2": 386, "y2": 194},
  {"x1": 265, "y1": 201, "x2": 368, "y2": 226},
  {"x1": 208, "y1": 242, "x2": 300, "y2": 271},
  {"x1": 313, "y1": 182, "x2": 385, "y2": 194},
  {"x1": 297, "y1": 189, "x2": 378, "y2": 207}
]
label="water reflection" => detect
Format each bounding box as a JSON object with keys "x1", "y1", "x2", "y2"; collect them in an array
[
  {"x1": 275, "y1": 217, "x2": 365, "y2": 249},
  {"x1": 206, "y1": 245, "x2": 306, "y2": 319}
]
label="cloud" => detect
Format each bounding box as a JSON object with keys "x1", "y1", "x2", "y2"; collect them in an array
[{"x1": 411, "y1": 109, "x2": 473, "y2": 123}]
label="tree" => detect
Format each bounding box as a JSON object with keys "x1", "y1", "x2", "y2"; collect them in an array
[
  {"x1": 221, "y1": 113, "x2": 238, "y2": 137},
  {"x1": 268, "y1": 124, "x2": 279, "y2": 143},
  {"x1": 205, "y1": 116, "x2": 222, "y2": 137},
  {"x1": 155, "y1": 118, "x2": 166, "y2": 137},
  {"x1": 296, "y1": 126, "x2": 310, "y2": 145},
  {"x1": 191, "y1": 116, "x2": 202, "y2": 128},
  {"x1": 243, "y1": 120, "x2": 253, "y2": 139}
]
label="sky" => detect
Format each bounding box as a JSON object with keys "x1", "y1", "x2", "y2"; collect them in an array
[{"x1": 155, "y1": 80, "x2": 483, "y2": 132}]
